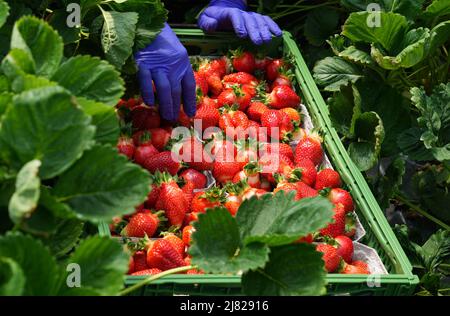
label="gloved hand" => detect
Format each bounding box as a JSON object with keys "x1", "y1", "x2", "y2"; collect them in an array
[
  {"x1": 135, "y1": 23, "x2": 196, "y2": 122},
  {"x1": 198, "y1": 0, "x2": 282, "y2": 45}
]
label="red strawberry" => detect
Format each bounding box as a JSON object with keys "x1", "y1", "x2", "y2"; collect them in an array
[
  {"x1": 131, "y1": 268, "x2": 162, "y2": 276},
  {"x1": 320, "y1": 204, "x2": 346, "y2": 238},
  {"x1": 260, "y1": 109, "x2": 293, "y2": 140},
  {"x1": 297, "y1": 234, "x2": 314, "y2": 243},
  {"x1": 133, "y1": 250, "x2": 149, "y2": 272},
  {"x1": 162, "y1": 233, "x2": 185, "y2": 257},
  {"x1": 271, "y1": 75, "x2": 292, "y2": 89},
  {"x1": 178, "y1": 107, "x2": 192, "y2": 127},
  {"x1": 131, "y1": 105, "x2": 161, "y2": 130},
  {"x1": 208, "y1": 57, "x2": 229, "y2": 78},
  {"x1": 212, "y1": 157, "x2": 242, "y2": 184},
  {"x1": 233, "y1": 162, "x2": 261, "y2": 188},
  {"x1": 294, "y1": 132, "x2": 323, "y2": 166},
  {"x1": 191, "y1": 187, "x2": 225, "y2": 213},
  {"x1": 273, "y1": 181, "x2": 298, "y2": 194},
  {"x1": 280, "y1": 107, "x2": 301, "y2": 122},
  {"x1": 255, "y1": 56, "x2": 271, "y2": 70},
  {"x1": 146, "y1": 173, "x2": 163, "y2": 208},
  {"x1": 194, "y1": 71, "x2": 208, "y2": 96},
  {"x1": 316, "y1": 243, "x2": 341, "y2": 273},
  {"x1": 341, "y1": 261, "x2": 370, "y2": 274},
  {"x1": 335, "y1": 235, "x2": 354, "y2": 263},
  {"x1": 231, "y1": 50, "x2": 255, "y2": 73},
  {"x1": 262, "y1": 143, "x2": 294, "y2": 162},
  {"x1": 241, "y1": 187, "x2": 268, "y2": 201},
  {"x1": 207, "y1": 74, "x2": 223, "y2": 97},
  {"x1": 223, "y1": 72, "x2": 258, "y2": 86},
  {"x1": 223, "y1": 193, "x2": 242, "y2": 216},
  {"x1": 134, "y1": 143, "x2": 159, "y2": 166},
  {"x1": 205, "y1": 137, "x2": 237, "y2": 161},
  {"x1": 148, "y1": 128, "x2": 170, "y2": 151},
  {"x1": 217, "y1": 85, "x2": 251, "y2": 111},
  {"x1": 198, "y1": 95, "x2": 219, "y2": 109},
  {"x1": 184, "y1": 212, "x2": 198, "y2": 225},
  {"x1": 182, "y1": 225, "x2": 194, "y2": 246},
  {"x1": 294, "y1": 182, "x2": 318, "y2": 200},
  {"x1": 265, "y1": 58, "x2": 287, "y2": 81},
  {"x1": 182, "y1": 180, "x2": 195, "y2": 211},
  {"x1": 117, "y1": 136, "x2": 135, "y2": 160},
  {"x1": 219, "y1": 108, "x2": 250, "y2": 140},
  {"x1": 194, "y1": 102, "x2": 220, "y2": 130},
  {"x1": 259, "y1": 152, "x2": 294, "y2": 184},
  {"x1": 265, "y1": 85, "x2": 300, "y2": 109},
  {"x1": 146, "y1": 239, "x2": 186, "y2": 271},
  {"x1": 235, "y1": 139, "x2": 258, "y2": 168},
  {"x1": 121, "y1": 212, "x2": 159, "y2": 238},
  {"x1": 247, "y1": 101, "x2": 268, "y2": 122},
  {"x1": 177, "y1": 137, "x2": 213, "y2": 171},
  {"x1": 327, "y1": 188, "x2": 354, "y2": 213},
  {"x1": 286, "y1": 159, "x2": 317, "y2": 187},
  {"x1": 180, "y1": 169, "x2": 207, "y2": 190},
  {"x1": 128, "y1": 255, "x2": 135, "y2": 274},
  {"x1": 159, "y1": 179, "x2": 188, "y2": 227},
  {"x1": 315, "y1": 168, "x2": 342, "y2": 190},
  {"x1": 143, "y1": 151, "x2": 182, "y2": 176}
]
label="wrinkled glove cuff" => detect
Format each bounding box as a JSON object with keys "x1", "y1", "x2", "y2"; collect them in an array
[{"x1": 209, "y1": 0, "x2": 247, "y2": 10}]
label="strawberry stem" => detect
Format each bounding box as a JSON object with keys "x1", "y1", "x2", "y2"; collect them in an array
[{"x1": 119, "y1": 265, "x2": 194, "y2": 296}]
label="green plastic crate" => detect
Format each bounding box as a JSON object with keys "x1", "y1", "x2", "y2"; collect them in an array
[{"x1": 99, "y1": 28, "x2": 419, "y2": 296}]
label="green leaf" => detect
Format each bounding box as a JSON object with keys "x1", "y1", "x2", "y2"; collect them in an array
[
  {"x1": 342, "y1": 12, "x2": 408, "y2": 51},
  {"x1": 428, "y1": 21, "x2": 450, "y2": 53},
  {"x1": 11, "y1": 16, "x2": 63, "y2": 77},
  {"x1": 0, "y1": 0, "x2": 10, "y2": 29},
  {"x1": 8, "y1": 159, "x2": 41, "y2": 224},
  {"x1": 328, "y1": 84, "x2": 361, "y2": 137},
  {"x1": 51, "y1": 55, "x2": 124, "y2": 106},
  {"x1": 0, "y1": 232, "x2": 62, "y2": 295},
  {"x1": 11, "y1": 74, "x2": 56, "y2": 93},
  {"x1": 371, "y1": 28, "x2": 431, "y2": 70},
  {"x1": 348, "y1": 111, "x2": 385, "y2": 171},
  {"x1": 236, "y1": 193, "x2": 334, "y2": 246},
  {"x1": 49, "y1": 9, "x2": 81, "y2": 44},
  {"x1": 304, "y1": 8, "x2": 339, "y2": 46},
  {"x1": 60, "y1": 236, "x2": 128, "y2": 295},
  {"x1": 41, "y1": 219, "x2": 84, "y2": 258},
  {"x1": 327, "y1": 34, "x2": 350, "y2": 55},
  {"x1": 53, "y1": 144, "x2": 151, "y2": 223},
  {"x1": 313, "y1": 56, "x2": 363, "y2": 91},
  {"x1": 190, "y1": 207, "x2": 270, "y2": 274},
  {"x1": 422, "y1": 230, "x2": 450, "y2": 272},
  {"x1": 0, "y1": 86, "x2": 95, "y2": 179},
  {"x1": 338, "y1": 45, "x2": 374, "y2": 66},
  {"x1": 424, "y1": 0, "x2": 450, "y2": 20},
  {"x1": 398, "y1": 128, "x2": 434, "y2": 161},
  {"x1": 77, "y1": 97, "x2": 120, "y2": 145},
  {"x1": 1, "y1": 48, "x2": 35, "y2": 79},
  {"x1": 99, "y1": 10, "x2": 138, "y2": 69},
  {"x1": 0, "y1": 257, "x2": 25, "y2": 295},
  {"x1": 242, "y1": 243, "x2": 327, "y2": 296},
  {"x1": 341, "y1": 0, "x2": 426, "y2": 21},
  {"x1": 0, "y1": 92, "x2": 12, "y2": 117},
  {"x1": 392, "y1": 225, "x2": 425, "y2": 269}
]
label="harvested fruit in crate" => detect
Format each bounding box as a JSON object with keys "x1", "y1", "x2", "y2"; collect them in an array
[{"x1": 113, "y1": 50, "x2": 381, "y2": 277}]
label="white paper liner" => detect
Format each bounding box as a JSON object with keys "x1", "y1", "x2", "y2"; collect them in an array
[
  {"x1": 352, "y1": 242, "x2": 388, "y2": 275},
  {"x1": 193, "y1": 170, "x2": 216, "y2": 193}
]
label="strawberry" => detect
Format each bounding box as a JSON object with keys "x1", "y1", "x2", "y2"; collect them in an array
[
  {"x1": 316, "y1": 243, "x2": 341, "y2": 273},
  {"x1": 198, "y1": 95, "x2": 219, "y2": 109},
  {"x1": 143, "y1": 151, "x2": 182, "y2": 176},
  {"x1": 242, "y1": 187, "x2": 268, "y2": 201},
  {"x1": 198, "y1": 58, "x2": 228, "y2": 96},
  {"x1": 294, "y1": 182, "x2": 318, "y2": 200},
  {"x1": 194, "y1": 71, "x2": 208, "y2": 96},
  {"x1": 178, "y1": 107, "x2": 192, "y2": 127},
  {"x1": 326, "y1": 188, "x2": 354, "y2": 213},
  {"x1": 184, "y1": 256, "x2": 204, "y2": 274},
  {"x1": 294, "y1": 132, "x2": 323, "y2": 166},
  {"x1": 217, "y1": 85, "x2": 252, "y2": 111},
  {"x1": 224, "y1": 194, "x2": 242, "y2": 216},
  {"x1": 280, "y1": 107, "x2": 301, "y2": 122},
  {"x1": 223, "y1": 182, "x2": 246, "y2": 215},
  {"x1": 208, "y1": 57, "x2": 229, "y2": 78},
  {"x1": 159, "y1": 178, "x2": 189, "y2": 227},
  {"x1": 128, "y1": 256, "x2": 135, "y2": 274},
  {"x1": 133, "y1": 250, "x2": 149, "y2": 272},
  {"x1": 121, "y1": 212, "x2": 160, "y2": 238},
  {"x1": 194, "y1": 102, "x2": 220, "y2": 130},
  {"x1": 191, "y1": 187, "x2": 225, "y2": 213},
  {"x1": 265, "y1": 58, "x2": 287, "y2": 82},
  {"x1": 320, "y1": 204, "x2": 346, "y2": 238},
  {"x1": 235, "y1": 139, "x2": 258, "y2": 168},
  {"x1": 290, "y1": 126, "x2": 306, "y2": 143},
  {"x1": 223, "y1": 72, "x2": 258, "y2": 86},
  {"x1": 146, "y1": 172, "x2": 164, "y2": 208},
  {"x1": 255, "y1": 56, "x2": 271, "y2": 70},
  {"x1": 146, "y1": 239, "x2": 186, "y2": 271},
  {"x1": 179, "y1": 169, "x2": 207, "y2": 190},
  {"x1": 265, "y1": 85, "x2": 300, "y2": 109},
  {"x1": 246, "y1": 120, "x2": 267, "y2": 141},
  {"x1": 262, "y1": 143, "x2": 294, "y2": 162},
  {"x1": 131, "y1": 268, "x2": 162, "y2": 276},
  {"x1": 247, "y1": 101, "x2": 268, "y2": 122},
  {"x1": 181, "y1": 180, "x2": 195, "y2": 211},
  {"x1": 260, "y1": 109, "x2": 293, "y2": 140},
  {"x1": 148, "y1": 128, "x2": 171, "y2": 151},
  {"x1": 206, "y1": 74, "x2": 223, "y2": 97},
  {"x1": 231, "y1": 50, "x2": 255, "y2": 74},
  {"x1": 177, "y1": 137, "x2": 213, "y2": 171},
  {"x1": 205, "y1": 137, "x2": 237, "y2": 161},
  {"x1": 184, "y1": 212, "x2": 198, "y2": 225},
  {"x1": 297, "y1": 234, "x2": 314, "y2": 244},
  {"x1": 259, "y1": 152, "x2": 294, "y2": 184},
  {"x1": 315, "y1": 168, "x2": 342, "y2": 190},
  {"x1": 273, "y1": 181, "x2": 298, "y2": 194},
  {"x1": 162, "y1": 233, "x2": 185, "y2": 257},
  {"x1": 335, "y1": 235, "x2": 354, "y2": 263},
  {"x1": 182, "y1": 225, "x2": 194, "y2": 246},
  {"x1": 341, "y1": 261, "x2": 370, "y2": 274},
  {"x1": 117, "y1": 136, "x2": 135, "y2": 160},
  {"x1": 131, "y1": 105, "x2": 161, "y2": 130},
  {"x1": 212, "y1": 158, "x2": 242, "y2": 184},
  {"x1": 233, "y1": 162, "x2": 261, "y2": 188},
  {"x1": 271, "y1": 75, "x2": 293, "y2": 89},
  {"x1": 344, "y1": 212, "x2": 357, "y2": 238},
  {"x1": 219, "y1": 107, "x2": 250, "y2": 140},
  {"x1": 134, "y1": 143, "x2": 159, "y2": 167},
  {"x1": 287, "y1": 159, "x2": 317, "y2": 187}
]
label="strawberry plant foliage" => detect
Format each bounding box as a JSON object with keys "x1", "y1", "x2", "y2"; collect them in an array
[{"x1": 190, "y1": 194, "x2": 334, "y2": 295}]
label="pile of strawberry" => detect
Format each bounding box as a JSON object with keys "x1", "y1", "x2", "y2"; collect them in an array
[{"x1": 114, "y1": 50, "x2": 371, "y2": 276}]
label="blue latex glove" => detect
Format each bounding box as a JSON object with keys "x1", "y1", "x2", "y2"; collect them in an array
[
  {"x1": 198, "y1": 0, "x2": 282, "y2": 45},
  {"x1": 135, "y1": 23, "x2": 196, "y2": 121}
]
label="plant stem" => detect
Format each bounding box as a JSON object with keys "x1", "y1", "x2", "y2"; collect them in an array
[
  {"x1": 119, "y1": 265, "x2": 194, "y2": 296},
  {"x1": 395, "y1": 193, "x2": 450, "y2": 231}
]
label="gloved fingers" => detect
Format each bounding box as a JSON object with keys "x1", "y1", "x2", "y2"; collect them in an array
[
  {"x1": 170, "y1": 80, "x2": 182, "y2": 121},
  {"x1": 263, "y1": 15, "x2": 282, "y2": 37},
  {"x1": 181, "y1": 68, "x2": 197, "y2": 117},
  {"x1": 229, "y1": 10, "x2": 248, "y2": 39},
  {"x1": 152, "y1": 71, "x2": 174, "y2": 121},
  {"x1": 198, "y1": 13, "x2": 219, "y2": 32},
  {"x1": 252, "y1": 13, "x2": 272, "y2": 44},
  {"x1": 138, "y1": 66, "x2": 155, "y2": 106},
  {"x1": 244, "y1": 13, "x2": 263, "y2": 45}
]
